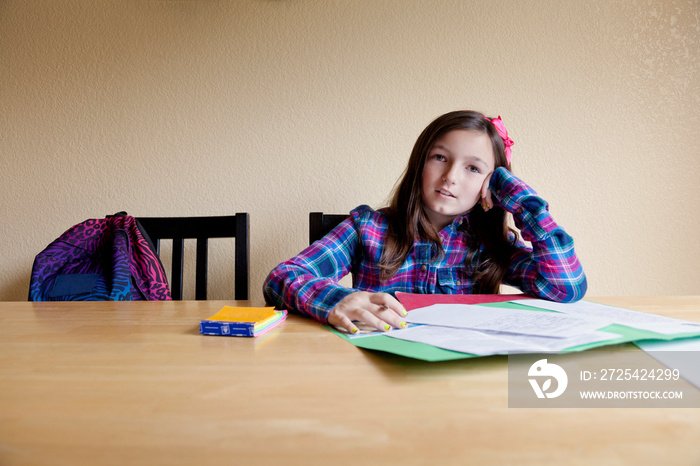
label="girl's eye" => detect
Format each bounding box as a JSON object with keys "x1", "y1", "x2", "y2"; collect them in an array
[
  {"x1": 467, "y1": 165, "x2": 480, "y2": 173},
  {"x1": 433, "y1": 154, "x2": 446, "y2": 162}
]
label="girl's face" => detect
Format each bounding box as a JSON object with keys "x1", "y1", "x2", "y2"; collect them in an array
[{"x1": 421, "y1": 129, "x2": 496, "y2": 230}]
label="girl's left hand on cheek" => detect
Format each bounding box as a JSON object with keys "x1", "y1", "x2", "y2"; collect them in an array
[{"x1": 481, "y1": 173, "x2": 494, "y2": 211}]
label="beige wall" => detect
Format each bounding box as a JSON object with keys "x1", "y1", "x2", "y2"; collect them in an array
[{"x1": 1, "y1": 0, "x2": 698, "y2": 301}]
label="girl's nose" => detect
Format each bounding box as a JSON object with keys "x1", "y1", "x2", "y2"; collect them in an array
[{"x1": 442, "y1": 164, "x2": 458, "y2": 185}]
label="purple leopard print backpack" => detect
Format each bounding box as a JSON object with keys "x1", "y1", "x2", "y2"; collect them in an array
[{"x1": 29, "y1": 213, "x2": 172, "y2": 301}]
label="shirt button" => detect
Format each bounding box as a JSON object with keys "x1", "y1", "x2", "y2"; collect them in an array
[
  {"x1": 420, "y1": 265, "x2": 427, "y2": 272},
  {"x1": 456, "y1": 280, "x2": 462, "y2": 285}
]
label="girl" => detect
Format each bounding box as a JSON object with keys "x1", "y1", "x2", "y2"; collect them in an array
[{"x1": 264, "y1": 110, "x2": 587, "y2": 333}]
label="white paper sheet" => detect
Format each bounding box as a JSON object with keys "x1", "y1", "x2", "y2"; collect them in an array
[
  {"x1": 405, "y1": 303, "x2": 603, "y2": 337},
  {"x1": 635, "y1": 338, "x2": 700, "y2": 389},
  {"x1": 516, "y1": 299, "x2": 700, "y2": 335},
  {"x1": 387, "y1": 325, "x2": 619, "y2": 355},
  {"x1": 387, "y1": 325, "x2": 539, "y2": 355}
]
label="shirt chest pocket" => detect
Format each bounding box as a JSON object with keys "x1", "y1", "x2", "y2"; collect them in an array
[{"x1": 436, "y1": 267, "x2": 471, "y2": 294}]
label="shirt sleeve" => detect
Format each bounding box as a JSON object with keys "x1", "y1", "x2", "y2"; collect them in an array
[
  {"x1": 489, "y1": 167, "x2": 588, "y2": 302},
  {"x1": 262, "y1": 216, "x2": 361, "y2": 323}
]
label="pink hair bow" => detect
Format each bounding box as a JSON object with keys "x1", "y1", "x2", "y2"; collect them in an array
[{"x1": 489, "y1": 116, "x2": 514, "y2": 165}]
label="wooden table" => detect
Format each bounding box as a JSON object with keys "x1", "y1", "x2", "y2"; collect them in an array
[{"x1": 1, "y1": 297, "x2": 699, "y2": 465}]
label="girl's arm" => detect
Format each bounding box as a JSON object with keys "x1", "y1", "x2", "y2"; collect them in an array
[
  {"x1": 263, "y1": 210, "x2": 407, "y2": 331},
  {"x1": 263, "y1": 218, "x2": 360, "y2": 322},
  {"x1": 488, "y1": 167, "x2": 588, "y2": 302}
]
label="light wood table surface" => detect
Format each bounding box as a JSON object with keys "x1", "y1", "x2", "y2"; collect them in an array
[{"x1": 1, "y1": 297, "x2": 699, "y2": 465}]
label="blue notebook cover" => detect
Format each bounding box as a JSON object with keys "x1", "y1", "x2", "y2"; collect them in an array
[{"x1": 199, "y1": 307, "x2": 287, "y2": 337}]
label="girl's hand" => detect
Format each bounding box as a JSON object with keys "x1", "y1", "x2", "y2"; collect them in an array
[
  {"x1": 328, "y1": 291, "x2": 407, "y2": 334},
  {"x1": 481, "y1": 172, "x2": 494, "y2": 211}
]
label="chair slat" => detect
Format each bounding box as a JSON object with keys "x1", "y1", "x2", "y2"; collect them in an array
[
  {"x1": 195, "y1": 238, "x2": 208, "y2": 300},
  {"x1": 171, "y1": 238, "x2": 184, "y2": 301}
]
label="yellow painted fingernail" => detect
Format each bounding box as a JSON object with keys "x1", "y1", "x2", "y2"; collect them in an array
[
  {"x1": 384, "y1": 324, "x2": 390, "y2": 331},
  {"x1": 400, "y1": 322, "x2": 407, "y2": 328},
  {"x1": 402, "y1": 309, "x2": 408, "y2": 316},
  {"x1": 352, "y1": 328, "x2": 358, "y2": 334}
]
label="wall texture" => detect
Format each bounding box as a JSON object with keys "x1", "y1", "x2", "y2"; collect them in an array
[{"x1": 1, "y1": 0, "x2": 698, "y2": 301}]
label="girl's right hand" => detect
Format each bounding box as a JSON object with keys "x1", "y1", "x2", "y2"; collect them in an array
[{"x1": 328, "y1": 291, "x2": 407, "y2": 334}]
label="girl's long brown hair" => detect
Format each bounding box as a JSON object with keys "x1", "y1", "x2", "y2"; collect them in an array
[{"x1": 379, "y1": 110, "x2": 518, "y2": 294}]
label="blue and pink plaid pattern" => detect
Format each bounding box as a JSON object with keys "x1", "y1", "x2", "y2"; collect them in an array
[{"x1": 264, "y1": 167, "x2": 587, "y2": 323}]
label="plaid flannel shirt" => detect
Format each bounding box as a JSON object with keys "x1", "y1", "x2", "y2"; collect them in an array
[{"x1": 264, "y1": 167, "x2": 587, "y2": 323}]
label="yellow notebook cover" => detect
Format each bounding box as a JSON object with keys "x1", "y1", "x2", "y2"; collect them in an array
[{"x1": 204, "y1": 306, "x2": 276, "y2": 323}]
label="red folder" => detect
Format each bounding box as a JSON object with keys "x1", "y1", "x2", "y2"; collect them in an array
[{"x1": 396, "y1": 292, "x2": 531, "y2": 311}]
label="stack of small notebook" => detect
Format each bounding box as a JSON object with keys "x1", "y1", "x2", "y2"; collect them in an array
[{"x1": 199, "y1": 306, "x2": 287, "y2": 337}]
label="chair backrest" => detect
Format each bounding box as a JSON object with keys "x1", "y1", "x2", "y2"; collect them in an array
[
  {"x1": 309, "y1": 212, "x2": 350, "y2": 245},
  {"x1": 136, "y1": 214, "x2": 249, "y2": 301}
]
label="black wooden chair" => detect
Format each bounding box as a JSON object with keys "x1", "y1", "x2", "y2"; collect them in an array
[
  {"x1": 309, "y1": 212, "x2": 350, "y2": 245},
  {"x1": 136, "y1": 214, "x2": 249, "y2": 301}
]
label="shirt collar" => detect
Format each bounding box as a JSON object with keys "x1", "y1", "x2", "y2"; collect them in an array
[{"x1": 438, "y1": 213, "x2": 469, "y2": 237}]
